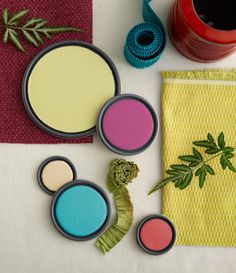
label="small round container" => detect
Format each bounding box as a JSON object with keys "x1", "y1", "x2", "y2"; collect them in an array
[
  {"x1": 168, "y1": 0, "x2": 236, "y2": 62},
  {"x1": 97, "y1": 94, "x2": 158, "y2": 155},
  {"x1": 136, "y1": 214, "x2": 176, "y2": 255},
  {"x1": 51, "y1": 180, "x2": 110, "y2": 241},
  {"x1": 23, "y1": 41, "x2": 120, "y2": 138},
  {"x1": 37, "y1": 156, "x2": 77, "y2": 195}
]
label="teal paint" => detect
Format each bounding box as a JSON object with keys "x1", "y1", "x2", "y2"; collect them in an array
[{"x1": 55, "y1": 185, "x2": 108, "y2": 237}]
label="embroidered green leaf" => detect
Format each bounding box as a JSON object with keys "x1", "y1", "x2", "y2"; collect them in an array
[
  {"x1": 195, "y1": 165, "x2": 207, "y2": 188},
  {"x1": 218, "y1": 132, "x2": 225, "y2": 149},
  {"x1": 39, "y1": 27, "x2": 85, "y2": 33},
  {"x1": 189, "y1": 160, "x2": 202, "y2": 167},
  {"x1": 149, "y1": 132, "x2": 236, "y2": 194},
  {"x1": 8, "y1": 29, "x2": 24, "y2": 52},
  {"x1": 220, "y1": 155, "x2": 227, "y2": 169},
  {"x1": 1, "y1": 8, "x2": 84, "y2": 52},
  {"x1": 22, "y1": 29, "x2": 39, "y2": 47},
  {"x1": 175, "y1": 177, "x2": 183, "y2": 188},
  {"x1": 205, "y1": 164, "x2": 215, "y2": 175},
  {"x1": 35, "y1": 20, "x2": 48, "y2": 29},
  {"x1": 225, "y1": 153, "x2": 234, "y2": 159},
  {"x1": 193, "y1": 140, "x2": 216, "y2": 148},
  {"x1": 23, "y1": 18, "x2": 45, "y2": 27},
  {"x1": 148, "y1": 177, "x2": 174, "y2": 194},
  {"x1": 205, "y1": 147, "x2": 221, "y2": 154},
  {"x1": 170, "y1": 164, "x2": 191, "y2": 172},
  {"x1": 3, "y1": 29, "x2": 9, "y2": 43},
  {"x1": 33, "y1": 30, "x2": 43, "y2": 44},
  {"x1": 223, "y1": 146, "x2": 234, "y2": 154},
  {"x1": 166, "y1": 170, "x2": 180, "y2": 176},
  {"x1": 224, "y1": 157, "x2": 236, "y2": 172},
  {"x1": 8, "y1": 9, "x2": 28, "y2": 24},
  {"x1": 179, "y1": 172, "x2": 193, "y2": 189},
  {"x1": 227, "y1": 161, "x2": 236, "y2": 173},
  {"x1": 195, "y1": 166, "x2": 203, "y2": 176},
  {"x1": 192, "y1": 147, "x2": 203, "y2": 160},
  {"x1": 207, "y1": 133, "x2": 215, "y2": 143},
  {"x1": 178, "y1": 155, "x2": 198, "y2": 162},
  {"x1": 3, "y1": 9, "x2": 9, "y2": 24},
  {"x1": 199, "y1": 170, "x2": 206, "y2": 188},
  {"x1": 42, "y1": 31, "x2": 52, "y2": 39}
]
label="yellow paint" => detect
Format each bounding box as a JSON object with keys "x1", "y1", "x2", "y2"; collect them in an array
[{"x1": 28, "y1": 46, "x2": 116, "y2": 133}]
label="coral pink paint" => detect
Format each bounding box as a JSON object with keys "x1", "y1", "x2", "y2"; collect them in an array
[
  {"x1": 140, "y1": 219, "x2": 173, "y2": 251},
  {"x1": 102, "y1": 98, "x2": 154, "y2": 151}
]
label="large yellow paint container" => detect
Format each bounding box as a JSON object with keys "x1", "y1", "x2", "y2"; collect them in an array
[{"x1": 23, "y1": 41, "x2": 120, "y2": 138}]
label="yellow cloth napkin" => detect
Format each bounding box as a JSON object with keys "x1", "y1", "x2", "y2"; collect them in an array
[{"x1": 162, "y1": 69, "x2": 236, "y2": 247}]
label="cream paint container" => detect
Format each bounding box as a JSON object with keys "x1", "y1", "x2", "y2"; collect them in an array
[
  {"x1": 23, "y1": 41, "x2": 120, "y2": 138},
  {"x1": 37, "y1": 156, "x2": 77, "y2": 195}
]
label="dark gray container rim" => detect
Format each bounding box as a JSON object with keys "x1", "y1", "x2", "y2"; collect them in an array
[
  {"x1": 97, "y1": 94, "x2": 159, "y2": 155},
  {"x1": 136, "y1": 214, "x2": 176, "y2": 255},
  {"x1": 51, "y1": 180, "x2": 111, "y2": 241},
  {"x1": 37, "y1": 156, "x2": 77, "y2": 196},
  {"x1": 22, "y1": 40, "x2": 121, "y2": 139}
]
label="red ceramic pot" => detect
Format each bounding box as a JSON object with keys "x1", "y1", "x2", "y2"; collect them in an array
[{"x1": 168, "y1": 0, "x2": 236, "y2": 62}]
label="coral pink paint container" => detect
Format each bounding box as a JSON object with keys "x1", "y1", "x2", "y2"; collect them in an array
[
  {"x1": 97, "y1": 94, "x2": 158, "y2": 155},
  {"x1": 168, "y1": 0, "x2": 236, "y2": 62},
  {"x1": 136, "y1": 215, "x2": 176, "y2": 255}
]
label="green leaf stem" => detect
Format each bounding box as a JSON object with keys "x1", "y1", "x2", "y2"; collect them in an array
[
  {"x1": 149, "y1": 132, "x2": 236, "y2": 194},
  {"x1": 1, "y1": 8, "x2": 84, "y2": 52}
]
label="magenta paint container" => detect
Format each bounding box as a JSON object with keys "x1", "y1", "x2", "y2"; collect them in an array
[{"x1": 97, "y1": 94, "x2": 158, "y2": 155}]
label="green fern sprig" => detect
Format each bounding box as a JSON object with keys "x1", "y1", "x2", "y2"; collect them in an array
[
  {"x1": 149, "y1": 132, "x2": 236, "y2": 194},
  {"x1": 1, "y1": 8, "x2": 84, "y2": 52}
]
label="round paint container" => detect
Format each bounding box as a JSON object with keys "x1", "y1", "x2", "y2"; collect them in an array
[
  {"x1": 97, "y1": 94, "x2": 158, "y2": 155},
  {"x1": 37, "y1": 156, "x2": 77, "y2": 195},
  {"x1": 51, "y1": 180, "x2": 110, "y2": 240},
  {"x1": 23, "y1": 41, "x2": 120, "y2": 138},
  {"x1": 136, "y1": 215, "x2": 176, "y2": 255},
  {"x1": 168, "y1": 0, "x2": 236, "y2": 62}
]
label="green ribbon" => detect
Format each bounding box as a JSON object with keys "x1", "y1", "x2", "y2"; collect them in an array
[{"x1": 96, "y1": 159, "x2": 139, "y2": 254}]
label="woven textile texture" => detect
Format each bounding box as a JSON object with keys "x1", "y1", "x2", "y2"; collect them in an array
[
  {"x1": 162, "y1": 69, "x2": 236, "y2": 247},
  {"x1": 0, "y1": 0, "x2": 93, "y2": 143}
]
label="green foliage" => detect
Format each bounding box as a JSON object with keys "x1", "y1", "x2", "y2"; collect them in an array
[
  {"x1": 149, "y1": 132, "x2": 236, "y2": 195},
  {"x1": 2, "y1": 8, "x2": 84, "y2": 52}
]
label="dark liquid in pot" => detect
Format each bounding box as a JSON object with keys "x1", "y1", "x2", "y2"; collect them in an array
[{"x1": 193, "y1": 0, "x2": 236, "y2": 30}]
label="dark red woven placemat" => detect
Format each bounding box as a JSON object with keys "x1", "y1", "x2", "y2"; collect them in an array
[{"x1": 0, "y1": 0, "x2": 93, "y2": 144}]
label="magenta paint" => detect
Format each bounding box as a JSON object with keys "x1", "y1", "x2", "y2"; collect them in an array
[{"x1": 98, "y1": 94, "x2": 158, "y2": 155}]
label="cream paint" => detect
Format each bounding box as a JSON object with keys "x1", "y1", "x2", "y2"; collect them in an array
[
  {"x1": 41, "y1": 160, "x2": 74, "y2": 191},
  {"x1": 28, "y1": 46, "x2": 116, "y2": 133}
]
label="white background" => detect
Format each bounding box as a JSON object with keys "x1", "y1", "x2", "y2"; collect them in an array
[{"x1": 1, "y1": 0, "x2": 236, "y2": 272}]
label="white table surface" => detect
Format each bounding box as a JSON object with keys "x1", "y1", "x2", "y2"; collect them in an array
[{"x1": 1, "y1": 1, "x2": 236, "y2": 272}]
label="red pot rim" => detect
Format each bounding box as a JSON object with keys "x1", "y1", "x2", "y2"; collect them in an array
[{"x1": 181, "y1": 0, "x2": 236, "y2": 44}]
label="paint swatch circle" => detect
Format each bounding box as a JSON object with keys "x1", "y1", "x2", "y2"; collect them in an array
[
  {"x1": 97, "y1": 94, "x2": 158, "y2": 155},
  {"x1": 136, "y1": 215, "x2": 176, "y2": 255},
  {"x1": 51, "y1": 181, "x2": 110, "y2": 240},
  {"x1": 37, "y1": 156, "x2": 77, "y2": 195},
  {"x1": 23, "y1": 41, "x2": 120, "y2": 138}
]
